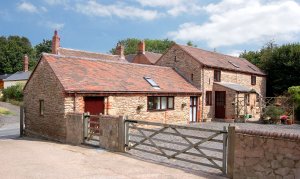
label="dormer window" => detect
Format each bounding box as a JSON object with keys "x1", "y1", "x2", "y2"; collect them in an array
[{"x1": 144, "y1": 77, "x2": 160, "y2": 89}]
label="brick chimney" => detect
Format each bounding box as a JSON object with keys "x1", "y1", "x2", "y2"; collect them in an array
[
  {"x1": 138, "y1": 41, "x2": 145, "y2": 54},
  {"x1": 116, "y1": 43, "x2": 125, "y2": 59},
  {"x1": 52, "y1": 30, "x2": 60, "y2": 54},
  {"x1": 23, "y1": 54, "x2": 29, "y2": 72}
]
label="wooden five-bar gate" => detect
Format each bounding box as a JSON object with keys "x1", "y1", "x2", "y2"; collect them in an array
[
  {"x1": 124, "y1": 120, "x2": 228, "y2": 174},
  {"x1": 83, "y1": 113, "x2": 100, "y2": 146}
]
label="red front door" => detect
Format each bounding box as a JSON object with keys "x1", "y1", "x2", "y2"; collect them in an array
[
  {"x1": 215, "y1": 91, "x2": 226, "y2": 118},
  {"x1": 84, "y1": 97, "x2": 105, "y2": 115}
]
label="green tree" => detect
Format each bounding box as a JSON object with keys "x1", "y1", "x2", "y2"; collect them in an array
[
  {"x1": 34, "y1": 39, "x2": 52, "y2": 58},
  {"x1": 0, "y1": 36, "x2": 33, "y2": 74},
  {"x1": 240, "y1": 42, "x2": 300, "y2": 96},
  {"x1": 110, "y1": 38, "x2": 174, "y2": 55},
  {"x1": 186, "y1": 41, "x2": 197, "y2": 47}
]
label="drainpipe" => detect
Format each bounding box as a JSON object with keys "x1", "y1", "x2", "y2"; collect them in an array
[{"x1": 201, "y1": 67, "x2": 204, "y2": 122}]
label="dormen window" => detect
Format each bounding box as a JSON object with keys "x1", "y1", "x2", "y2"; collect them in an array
[
  {"x1": 148, "y1": 96, "x2": 174, "y2": 111},
  {"x1": 39, "y1": 99, "x2": 44, "y2": 116},
  {"x1": 251, "y1": 75, "x2": 256, "y2": 85},
  {"x1": 214, "y1": 70, "x2": 221, "y2": 82},
  {"x1": 144, "y1": 77, "x2": 160, "y2": 89}
]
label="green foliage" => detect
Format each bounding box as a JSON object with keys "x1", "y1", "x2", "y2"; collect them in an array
[
  {"x1": 110, "y1": 38, "x2": 174, "y2": 55},
  {"x1": 2, "y1": 83, "x2": 24, "y2": 102},
  {"x1": 265, "y1": 105, "x2": 285, "y2": 121},
  {"x1": 240, "y1": 42, "x2": 300, "y2": 96},
  {"x1": 0, "y1": 107, "x2": 13, "y2": 115},
  {"x1": 288, "y1": 86, "x2": 300, "y2": 105},
  {"x1": 34, "y1": 39, "x2": 52, "y2": 58},
  {"x1": 0, "y1": 36, "x2": 34, "y2": 74},
  {"x1": 186, "y1": 41, "x2": 197, "y2": 47}
]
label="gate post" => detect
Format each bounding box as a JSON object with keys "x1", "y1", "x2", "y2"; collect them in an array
[
  {"x1": 124, "y1": 115, "x2": 129, "y2": 151},
  {"x1": 227, "y1": 126, "x2": 236, "y2": 179},
  {"x1": 117, "y1": 115, "x2": 126, "y2": 152},
  {"x1": 20, "y1": 106, "x2": 24, "y2": 137}
]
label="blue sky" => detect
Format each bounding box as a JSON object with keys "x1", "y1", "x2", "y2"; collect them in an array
[{"x1": 1, "y1": 0, "x2": 300, "y2": 56}]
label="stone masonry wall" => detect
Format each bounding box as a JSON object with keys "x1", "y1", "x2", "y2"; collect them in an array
[
  {"x1": 23, "y1": 58, "x2": 66, "y2": 142},
  {"x1": 108, "y1": 95, "x2": 191, "y2": 124},
  {"x1": 234, "y1": 130, "x2": 300, "y2": 179}
]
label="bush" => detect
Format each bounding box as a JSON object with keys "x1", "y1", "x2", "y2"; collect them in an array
[
  {"x1": 288, "y1": 86, "x2": 300, "y2": 121},
  {"x1": 2, "y1": 83, "x2": 24, "y2": 102},
  {"x1": 265, "y1": 105, "x2": 285, "y2": 124}
]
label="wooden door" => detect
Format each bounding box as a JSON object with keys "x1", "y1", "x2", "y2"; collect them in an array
[
  {"x1": 215, "y1": 91, "x2": 226, "y2": 118},
  {"x1": 190, "y1": 97, "x2": 198, "y2": 122},
  {"x1": 84, "y1": 97, "x2": 105, "y2": 115}
]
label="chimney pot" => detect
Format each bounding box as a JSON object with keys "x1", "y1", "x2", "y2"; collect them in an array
[
  {"x1": 116, "y1": 43, "x2": 125, "y2": 59},
  {"x1": 52, "y1": 30, "x2": 60, "y2": 54},
  {"x1": 23, "y1": 54, "x2": 29, "y2": 72},
  {"x1": 138, "y1": 41, "x2": 145, "y2": 54}
]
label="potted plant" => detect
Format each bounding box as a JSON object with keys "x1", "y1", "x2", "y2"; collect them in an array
[
  {"x1": 280, "y1": 115, "x2": 288, "y2": 124},
  {"x1": 262, "y1": 116, "x2": 271, "y2": 124},
  {"x1": 287, "y1": 116, "x2": 293, "y2": 125}
]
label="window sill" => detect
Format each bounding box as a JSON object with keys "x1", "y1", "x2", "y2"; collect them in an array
[{"x1": 147, "y1": 109, "x2": 174, "y2": 112}]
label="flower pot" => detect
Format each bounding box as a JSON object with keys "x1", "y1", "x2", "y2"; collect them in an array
[
  {"x1": 281, "y1": 119, "x2": 286, "y2": 124},
  {"x1": 287, "y1": 119, "x2": 292, "y2": 125}
]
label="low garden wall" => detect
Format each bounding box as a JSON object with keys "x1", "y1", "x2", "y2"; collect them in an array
[{"x1": 233, "y1": 129, "x2": 300, "y2": 179}]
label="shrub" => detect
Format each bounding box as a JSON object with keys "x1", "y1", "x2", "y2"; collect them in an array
[
  {"x1": 2, "y1": 83, "x2": 24, "y2": 102},
  {"x1": 265, "y1": 105, "x2": 285, "y2": 124},
  {"x1": 288, "y1": 86, "x2": 300, "y2": 121}
]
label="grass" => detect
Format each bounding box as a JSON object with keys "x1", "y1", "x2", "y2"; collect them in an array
[{"x1": 0, "y1": 107, "x2": 13, "y2": 116}]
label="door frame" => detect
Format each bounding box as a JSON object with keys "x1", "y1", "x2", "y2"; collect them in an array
[
  {"x1": 215, "y1": 91, "x2": 226, "y2": 119},
  {"x1": 190, "y1": 96, "x2": 198, "y2": 122}
]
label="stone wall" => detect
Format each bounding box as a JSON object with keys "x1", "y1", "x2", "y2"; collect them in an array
[
  {"x1": 108, "y1": 95, "x2": 191, "y2": 124},
  {"x1": 24, "y1": 58, "x2": 66, "y2": 142},
  {"x1": 98, "y1": 115, "x2": 125, "y2": 152},
  {"x1": 66, "y1": 113, "x2": 83, "y2": 145},
  {"x1": 65, "y1": 94, "x2": 194, "y2": 124},
  {"x1": 233, "y1": 129, "x2": 300, "y2": 179}
]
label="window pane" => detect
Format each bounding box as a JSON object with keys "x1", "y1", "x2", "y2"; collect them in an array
[
  {"x1": 168, "y1": 97, "x2": 174, "y2": 109},
  {"x1": 155, "y1": 97, "x2": 160, "y2": 109},
  {"x1": 161, "y1": 97, "x2": 167, "y2": 109},
  {"x1": 148, "y1": 97, "x2": 154, "y2": 110}
]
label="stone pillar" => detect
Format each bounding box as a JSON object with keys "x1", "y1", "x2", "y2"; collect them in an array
[
  {"x1": 66, "y1": 113, "x2": 83, "y2": 145},
  {"x1": 227, "y1": 126, "x2": 236, "y2": 178}
]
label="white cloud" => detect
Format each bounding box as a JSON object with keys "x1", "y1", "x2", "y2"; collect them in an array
[
  {"x1": 168, "y1": 0, "x2": 300, "y2": 47},
  {"x1": 227, "y1": 50, "x2": 243, "y2": 57},
  {"x1": 136, "y1": 0, "x2": 202, "y2": 16},
  {"x1": 75, "y1": 1, "x2": 159, "y2": 20},
  {"x1": 17, "y1": 2, "x2": 39, "y2": 13},
  {"x1": 44, "y1": 0, "x2": 69, "y2": 5},
  {"x1": 44, "y1": 21, "x2": 65, "y2": 30}
]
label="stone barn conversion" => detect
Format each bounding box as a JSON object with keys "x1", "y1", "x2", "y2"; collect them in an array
[
  {"x1": 156, "y1": 43, "x2": 267, "y2": 121},
  {"x1": 23, "y1": 52, "x2": 201, "y2": 141}
]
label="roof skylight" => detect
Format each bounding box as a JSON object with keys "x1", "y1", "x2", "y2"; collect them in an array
[
  {"x1": 248, "y1": 65, "x2": 257, "y2": 71},
  {"x1": 144, "y1": 77, "x2": 160, "y2": 89},
  {"x1": 228, "y1": 61, "x2": 240, "y2": 68}
]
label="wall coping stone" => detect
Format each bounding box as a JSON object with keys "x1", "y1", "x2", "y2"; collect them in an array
[{"x1": 235, "y1": 128, "x2": 300, "y2": 141}]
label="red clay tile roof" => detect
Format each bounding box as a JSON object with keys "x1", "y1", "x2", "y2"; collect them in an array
[
  {"x1": 175, "y1": 44, "x2": 266, "y2": 76},
  {"x1": 43, "y1": 54, "x2": 200, "y2": 94},
  {"x1": 57, "y1": 47, "x2": 127, "y2": 62},
  {"x1": 126, "y1": 51, "x2": 162, "y2": 64},
  {"x1": 144, "y1": 51, "x2": 162, "y2": 64}
]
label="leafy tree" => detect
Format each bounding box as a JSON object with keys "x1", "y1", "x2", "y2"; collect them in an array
[
  {"x1": 187, "y1": 41, "x2": 197, "y2": 47},
  {"x1": 34, "y1": 39, "x2": 52, "y2": 58},
  {"x1": 0, "y1": 36, "x2": 33, "y2": 74},
  {"x1": 110, "y1": 38, "x2": 174, "y2": 55},
  {"x1": 240, "y1": 42, "x2": 300, "y2": 96}
]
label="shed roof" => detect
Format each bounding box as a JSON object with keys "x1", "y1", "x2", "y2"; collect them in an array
[
  {"x1": 0, "y1": 74, "x2": 11, "y2": 80},
  {"x1": 214, "y1": 82, "x2": 255, "y2": 93},
  {"x1": 43, "y1": 54, "x2": 201, "y2": 94},
  {"x1": 4, "y1": 71, "x2": 31, "y2": 81},
  {"x1": 175, "y1": 44, "x2": 266, "y2": 76}
]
